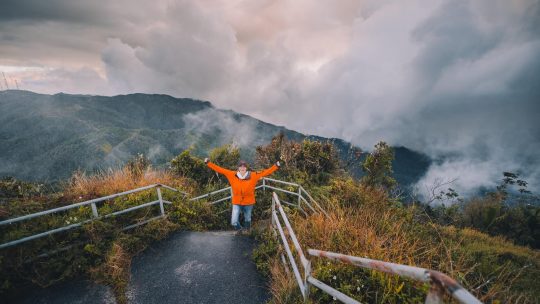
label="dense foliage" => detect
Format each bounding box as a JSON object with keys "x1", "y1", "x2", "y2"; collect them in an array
[
  {"x1": 361, "y1": 141, "x2": 397, "y2": 191},
  {"x1": 255, "y1": 132, "x2": 342, "y2": 185}
]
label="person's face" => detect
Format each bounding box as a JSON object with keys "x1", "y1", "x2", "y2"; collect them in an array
[{"x1": 238, "y1": 165, "x2": 247, "y2": 174}]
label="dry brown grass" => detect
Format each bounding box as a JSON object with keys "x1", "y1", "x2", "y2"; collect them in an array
[
  {"x1": 90, "y1": 242, "x2": 131, "y2": 304},
  {"x1": 64, "y1": 167, "x2": 189, "y2": 200},
  {"x1": 268, "y1": 257, "x2": 308, "y2": 304},
  {"x1": 267, "y1": 184, "x2": 539, "y2": 303}
]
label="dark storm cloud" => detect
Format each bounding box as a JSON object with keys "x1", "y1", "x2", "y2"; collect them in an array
[
  {"x1": 1, "y1": 0, "x2": 539, "y2": 196},
  {"x1": 0, "y1": 0, "x2": 112, "y2": 24},
  {"x1": 0, "y1": 0, "x2": 159, "y2": 67}
]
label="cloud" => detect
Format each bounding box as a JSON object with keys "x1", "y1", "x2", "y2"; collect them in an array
[
  {"x1": 1, "y1": 0, "x2": 539, "y2": 195},
  {"x1": 182, "y1": 108, "x2": 259, "y2": 148}
]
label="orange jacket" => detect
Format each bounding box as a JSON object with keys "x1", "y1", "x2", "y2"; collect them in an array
[{"x1": 207, "y1": 162, "x2": 278, "y2": 205}]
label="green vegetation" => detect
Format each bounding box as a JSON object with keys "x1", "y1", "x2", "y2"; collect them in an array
[
  {"x1": 251, "y1": 136, "x2": 539, "y2": 303},
  {"x1": 0, "y1": 152, "x2": 230, "y2": 303},
  {"x1": 1, "y1": 135, "x2": 539, "y2": 303},
  {"x1": 361, "y1": 141, "x2": 397, "y2": 191},
  {"x1": 422, "y1": 171, "x2": 540, "y2": 249}
]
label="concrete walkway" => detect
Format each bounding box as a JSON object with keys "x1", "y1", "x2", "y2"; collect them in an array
[
  {"x1": 127, "y1": 230, "x2": 270, "y2": 304},
  {"x1": 13, "y1": 231, "x2": 270, "y2": 304}
]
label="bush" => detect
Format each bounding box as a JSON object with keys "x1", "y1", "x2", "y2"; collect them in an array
[
  {"x1": 255, "y1": 133, "x2": 341, "y2": 185},
  {"x1": 170, "y1": 144, "x2": 241, "y2": 187},
  {"x1": 361, "y1": 141, "x2": 396, "y2": 191},
  {"x1": 170, "y1": 150, "x2": 213, "y2": 185}
]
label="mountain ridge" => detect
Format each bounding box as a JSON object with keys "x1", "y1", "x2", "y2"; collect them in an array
[{"x1": 0, "y1": 90, "x2": 430, "y2": 185}]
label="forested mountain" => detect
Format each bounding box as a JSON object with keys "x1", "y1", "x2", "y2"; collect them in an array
[{"x1": 0, "y1": 90, "x2": 430, "y2": 184}]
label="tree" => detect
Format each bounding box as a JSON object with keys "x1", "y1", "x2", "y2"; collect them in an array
[
  {"x1": 170, "y1": 150, "x2": 212, "y2": 185},
  {"x1": 361, "y1": 141, "x2": 396, "y2": 191},
  {"x1": 255, "y1": 133, "x2": 341, "y2": 185},
  {"x1": 170, "y1": 144, "x2": 240, "y2": 186},
  {"x1": 208, "y1": 144, "x2": 240, "y2": 169},
  {"x1": 126, "y1": 153, "x2": 151, "y2": 178}
]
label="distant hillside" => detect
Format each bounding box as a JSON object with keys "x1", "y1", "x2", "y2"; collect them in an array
[{"x1": 0, "y1": 90, "x2": 430, "y2": 184}]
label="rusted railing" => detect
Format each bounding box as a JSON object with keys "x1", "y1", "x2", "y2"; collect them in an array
[{"x1": 270, "y1": 191, "x2": 482, "y2": 304}]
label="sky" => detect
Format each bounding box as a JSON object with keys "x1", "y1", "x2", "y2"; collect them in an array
[{"x1": 1, "y1": 0, "x2": 539, "y2": 196}]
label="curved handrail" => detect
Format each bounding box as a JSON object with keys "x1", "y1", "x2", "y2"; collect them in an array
[{"x1": 270, "y1": 191, "x2": 483, "y2": 304}]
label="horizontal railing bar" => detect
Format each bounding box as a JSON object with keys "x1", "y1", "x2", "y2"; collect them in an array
[
  {"x1": 28, "y1": 214, "x2": 166, "y2": 260},
  {"x1": 190, "y1": 193, "x2": 209, "y2": 201},
  {"x1": 273, "y1": 210, "x2": 306, "y2": 299},
  {"x1": 307, "y1": 249, "x2": 482, "y2": 304},
  {"x1": 299, "y1": 194, "x2": 317, "y2": 213},
  {"x1": 279, "y1": 200, "x2": 297, "y2": 207},
  {"x1": 0, "y1": 220, "x2": 90, "y2": 249},
  {"x1": 0, "y1": 184, "x2": 162, "y2": 226},
  {"x1": 209, "y1": 196, "x2": 232, "y2": 205},
  {"x1": 273, "y1": 192, "x2": 309, "y2": 268},
  {"x1": 190, "y1": 187, "x2": 232, "y2": 201},
  {"x1": 156, "y1": 184, "x2": 181, "y2": 193},
  {"x1": 263, "y1": 177, "x2": 300, "y2": 187},
  {"x1": 300, "y1": 187, "x2": 329, "y2": 217},
  {"x1": 121, "y1": 215, "x2": 165, "y2": 231},
  {"x1": 264, "y1": 185, "x2": 299, "y2": 196},
  {"x1": 308, "y1": 249, "x2": 429, "y2": 282},
  {"x1": 1, "y1": 200, "x2": 161, "y2": 249},
  {"x1": 307, "y1": 276, "x2": 361, "y2": 304},
  {"x1": 102, "y1": 200, "x2": 160, "y2": 218},
  {"x1": 217, "y1": 208, "x2": 230, "y2": 214}
]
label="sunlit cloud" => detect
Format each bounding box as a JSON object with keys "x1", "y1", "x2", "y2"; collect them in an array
[{"x1": 1, "y1": 0, "x2": 539, "y2": 194}]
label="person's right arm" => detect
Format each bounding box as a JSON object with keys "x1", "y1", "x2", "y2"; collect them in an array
[{"x1": 205, "y1": 158, "x2": 234, "y2": 176}]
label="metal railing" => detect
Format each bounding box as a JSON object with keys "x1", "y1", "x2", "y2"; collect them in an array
[
  {"x1": 0, "y1": 177, "x2": 314, "y2": 250},
  {"x1": 1, "y1": 177, "x2": 484, "y2": 303},
  {"x1": 190, "y1": 177, "x2": 328, "y2": 217},
  {"x1": 270, "y1": 191, "x2": 482, "y2": 304},
  {"x1": 0, "y1": 183, "x2": 184, "y2": 250}
]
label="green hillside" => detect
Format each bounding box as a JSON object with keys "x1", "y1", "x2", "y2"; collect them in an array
[{"x1": 0, "y1": 90, "x2": 430, "y2": 185}]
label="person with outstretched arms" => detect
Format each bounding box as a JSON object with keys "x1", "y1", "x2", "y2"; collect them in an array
[{"x1": 205, "y1": 158, "x2": 280, "y2": 231}]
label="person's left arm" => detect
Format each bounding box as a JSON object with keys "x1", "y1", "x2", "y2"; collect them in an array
[{"x1": 257, "y1": 161, "x2": 280, "y2": 178}]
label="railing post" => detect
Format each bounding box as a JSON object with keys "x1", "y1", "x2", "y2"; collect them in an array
[
  {"x1": 271, "y1": 195, "x2": 276, "y2": 227},
  {"x1": 297, "y1": 187, "x2": 302, "y2": 208},
  {"x1": 157, "y1": 187, "x2": 165, "y2": 216},
  {"x1": 91, "y1": 202, "x2": 99, "y2": 218},
  {"x1": 425, "y1": 283, "x2": 444, "y2": 304},
  {"x1": 304, "y1": 260, "x2": 311, "y2": 301}
]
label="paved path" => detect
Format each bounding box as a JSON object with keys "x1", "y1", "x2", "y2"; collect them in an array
[
  {"x1": 13, "y1": 279, "x2": 114, "y2": 304},
  {"x1": 127, "y1": 230, "x2": 270, "y2": 304},
  {"x1": 13, "y1": 231, "x2": 270, "y2": 304}
]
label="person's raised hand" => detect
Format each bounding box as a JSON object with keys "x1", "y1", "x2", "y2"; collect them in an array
[
  {"x1": 204, "y1": 157, "x2": 209, "y2": 164},
  {"x1": 276, "y1": 160, "x2": 281, "y2": 167}
]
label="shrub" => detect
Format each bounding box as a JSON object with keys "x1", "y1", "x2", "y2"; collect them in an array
[
  {"x1": 170, "y1": 144, "x2": 240, "y2": 187},
  {"x1": 361, "y1": 141, "x2": 396, "y2": 191},
  {"x1": 170, "y1": 150, "x2": 213, "y2": 185},
  {"x1": 255, "y1": 133, "x2": 341, "y2": 185}
]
